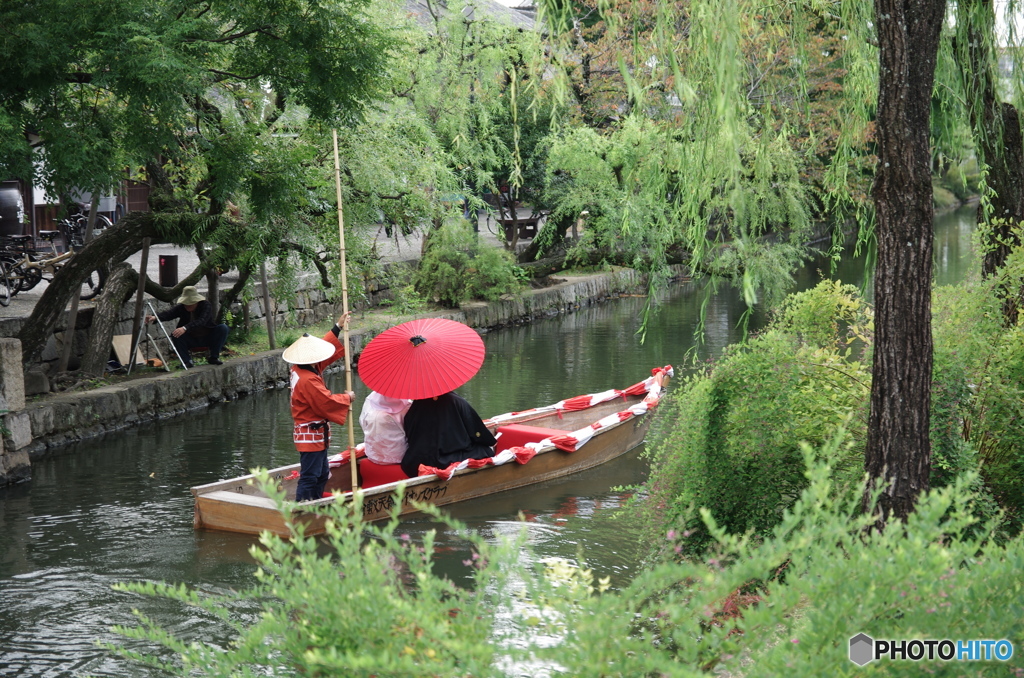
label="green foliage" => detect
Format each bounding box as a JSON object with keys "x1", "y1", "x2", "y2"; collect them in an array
[
  {"x1": 933, "y1": 243, "x2": 1024, "y2": 527},
  {"x1": 107, "y1": 474, "x2": 515, "y2": 676},
  {"x1": 0, "y1": 0, "x2": 397, "y2": 196},
  {"x1": 940, "y1": 159, "x2": 984, "y2": 202},
  {"x1": 531, "y1": 0, "x2": 880, "y2": 316},
  {"x1": 641, "y1": 281, "x2": 872, "y2": 557},
  {"x1": 276, "y1": 328, "x2": 304, "y2": 348},
  {"x1": 335, "y1": 107, "x2": 459, "y2": 236},
  {"x1": 465, "y1": 246, "x2": 525, "y2": 302},
  {"x1": 377, "y1": 283, "x2": 428, "y2": 315},
  {"x1": 0, "y1": 0, "x2": 406, "y2": 361},
  {"x1": 771, "y1": 279, "x2": 874, "y2": 350},
  {"x1": 392, "y1": 0, "x2": 556, "y2": 206},
  {"x1": 533, "y1": 452, "x2": 1024, "y2": 676},
  {"x1": 932, "y1": 184, "x2": 961, "y2": 210},
  {"x1": 415, "y1": 221, "x2": 524, "y2": 307},
  {"x1": 643, "y1": 257, "x2": 1024, "y2": 555},
  {"x1": 108, "y1": 456, "x2": 1024, "y2": 676}
]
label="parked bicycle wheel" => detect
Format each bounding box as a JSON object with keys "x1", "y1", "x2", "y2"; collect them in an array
[
  {"x1": 80, "y1": 268, "x2": 106, "y2": 300},
  {"x1": 0, "y1": 261, "x2": 11, "y2": 306},
  {"x1": 94, "y1": 214, "x2": 113, "y2": 232},
  {"x1": 11, "y1": 261, "x2": 42, "y2": 292},
  {"x1": 0, "y1": 256, "x2": 18, "y2": 294}
]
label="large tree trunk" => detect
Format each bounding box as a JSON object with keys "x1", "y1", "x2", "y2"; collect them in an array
[
  {"x1": 519, "y1": 211, "x2": 573, "y2": 263},
  {"x1": 79, "y1": 263, "x2": 137, "y2": 376},
  {"x1": 978, "y1": 102, "x2": 1024, "y2": 280},
  {"x1": 864, "y1": 0, "x2": 946, "y2": 525},
  {"x1": 20, "y1": 213, "x2": 158, "y2": 365}
]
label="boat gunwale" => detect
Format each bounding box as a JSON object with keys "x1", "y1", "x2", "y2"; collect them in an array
[
  {"x1": 191, "y1": 390, "x2": 653, "y2": 504},
  {"x1": 193, "y1": 410, "x2": 645, "y2": 516}
]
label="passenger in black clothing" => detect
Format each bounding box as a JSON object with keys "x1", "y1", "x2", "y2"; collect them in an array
[
  {"x1": 144, "y1": 286, "x2": 229, "y2": 368},
  {"x1": 400, "y1": 391, "x2": 497, "y2": 477}
]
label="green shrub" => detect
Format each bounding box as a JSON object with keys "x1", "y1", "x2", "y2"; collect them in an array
[
  {"x1": 932, "y1": 184, "x2": 960, "y2": 210},
  {"x1": 933, "y1": 249, "x2": 1024, "y2": 528},
  {"x1": 533, "y1": 450, "x2": 1024, "y2": 677},
  {"x1": 465, "y1": 246, "x2": 523, "y2": 301},
  {"x1": 107, "y1": 476, "x2": 517, "y2": 676},
  {"x1": 942, "y1": 158, "x2": 982, "y2": 201},
  {"x1": 107, "y1": 458, "x2": 1024, "y2": 677},
  {"x1": 641, "y1": 281, "x2": 872, "y2": 557},
  {"x1": 415, "y1": 221, "x2": 524, "y2": 307}
]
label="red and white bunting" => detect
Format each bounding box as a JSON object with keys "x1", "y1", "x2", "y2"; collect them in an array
[
  {"x1": 421, "y1": 365, "x2": 674, "y2": 479},
  {"x1": 328, "y1": 443, "x2": 365, "y2": 468},
  {"x1": 418, "y1": 446, "x2": 537, "y2": 481}
]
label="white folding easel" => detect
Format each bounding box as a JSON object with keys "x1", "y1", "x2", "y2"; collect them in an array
[{"x1": 126, "y1": 301, "x2": 189, "y2": 374}]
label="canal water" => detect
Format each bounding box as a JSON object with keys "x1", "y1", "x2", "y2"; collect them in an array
[{"x1": 0, "y1": 206, "x2": 977, "y2": 677}]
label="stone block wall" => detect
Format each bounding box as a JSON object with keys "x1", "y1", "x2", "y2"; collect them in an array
[
  {"x1": 0, "y1": 337, "x2": 29, "y2": 483},
  {"x1": 19, "y1": 350, "x2": 294, "y2": 456}
]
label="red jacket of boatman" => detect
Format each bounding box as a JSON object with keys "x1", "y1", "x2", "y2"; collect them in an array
[{"x1": 289, "y1": 328, "x2": 351, "y2": 452}]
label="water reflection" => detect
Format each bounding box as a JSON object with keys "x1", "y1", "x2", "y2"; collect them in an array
[
  {"x1": 0, "y1": 205, "x2": 979, "y2": 676},
  {"x1": 795, "y1": 204, "x2": 979, "y2": 297}
]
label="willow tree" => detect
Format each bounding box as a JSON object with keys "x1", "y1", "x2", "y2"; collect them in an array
[
  {"x1": 534, "y1": 1, "x2": 878, "y2": 336},
  {"x1": 0, "y1": 0, "x2": 397, "y2": 364},
  {"x1": 536, "y1": 0, "x2": 956, "y2": 524},
  {"x1": 389, "y1": 0, "x2": 559, "y2": 249},
  {"x1": 948, "y1": 0, "x2": 1024, "y2": 292}
]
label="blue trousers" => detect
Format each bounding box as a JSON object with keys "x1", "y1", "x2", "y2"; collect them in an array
[
  {"x1": 171, "y1": 323, "x2": 229, "y2": 367},
  {"x1": 296, "y1": 449, "x2": 330, "y2": 502}
]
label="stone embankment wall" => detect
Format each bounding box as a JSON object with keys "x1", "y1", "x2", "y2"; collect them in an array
[{"x1": 0, "y1": 266, "x2": 683, "y2": 485}]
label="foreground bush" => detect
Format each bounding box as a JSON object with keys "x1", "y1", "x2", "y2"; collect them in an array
[
  {"x1": 108, "y1": 455, "x2": 1024, "y2": 676},
  {"x1": 932, "y1": 244, "x2": 1024, "y2": 526},
  {"x1": 531, "y1": 447, "x2": 1024, "y2": 676},
  {"x1": 640, "y1": 280, "x2": 872, "y2": 556},
  {"x1": 107, "y1": 476, "x2": 517, "y2": 676},
  {"x1": 641, "y1": 268, "x2": 1024, "y2": 557}
]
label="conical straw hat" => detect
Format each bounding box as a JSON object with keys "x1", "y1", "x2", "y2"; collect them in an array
[{"x1": 282, "y1": 333, "x2": 336, "y2": 365}]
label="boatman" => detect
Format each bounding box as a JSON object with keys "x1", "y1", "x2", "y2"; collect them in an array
[{"x1": 282, "y1": 313, "x2": 355, "y2": 502}]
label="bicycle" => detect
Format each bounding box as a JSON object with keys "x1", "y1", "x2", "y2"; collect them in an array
[
  {"x1": 61, "y1": 205, "x2": 113, "y2": 249},
  {"x1": 0, "y1": 230, "x2": 105, "y2": 300}
]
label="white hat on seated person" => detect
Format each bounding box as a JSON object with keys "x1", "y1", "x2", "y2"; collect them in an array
[
  {"x1": 282, "y1": 333, "x2": 335, "y2": 365},
  {"x1": 176, "y1": 286, "x2": 206, "y2": 305}
]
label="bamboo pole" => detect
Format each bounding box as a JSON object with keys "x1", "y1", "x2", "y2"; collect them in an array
[{"x1": 333, "y1": 129, "x2": 358, "y2": 491}]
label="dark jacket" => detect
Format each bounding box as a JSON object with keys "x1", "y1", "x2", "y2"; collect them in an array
[
  {"x1": 401, "y1": 392, "x2": 497, "y2": 477},
  {"x1": 157, "y1": 300, "x2": 217, "y2": 337}
]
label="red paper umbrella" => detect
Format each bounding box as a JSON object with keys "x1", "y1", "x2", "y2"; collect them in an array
[{"x1": 357, "y1": 318, "x2": 485, "y2": 399}]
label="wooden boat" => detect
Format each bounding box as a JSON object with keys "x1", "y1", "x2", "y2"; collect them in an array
[{"x1": 192, "y1": 366, "x2": 672, "y2": 536}]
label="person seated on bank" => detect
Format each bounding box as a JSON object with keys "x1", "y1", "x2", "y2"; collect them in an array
[
  {"x1": 144, "y1": 286, "x2": 229, "y2": 368},
  {"x1": 283, "y1": 313, "x2": 355, "y2": 502},
  {"x1": 400, "y1": 391, "x2": 497, "y2": 478},
  {"x1": 359, "y1": 391, "x2": 412, "y2": 465}
]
